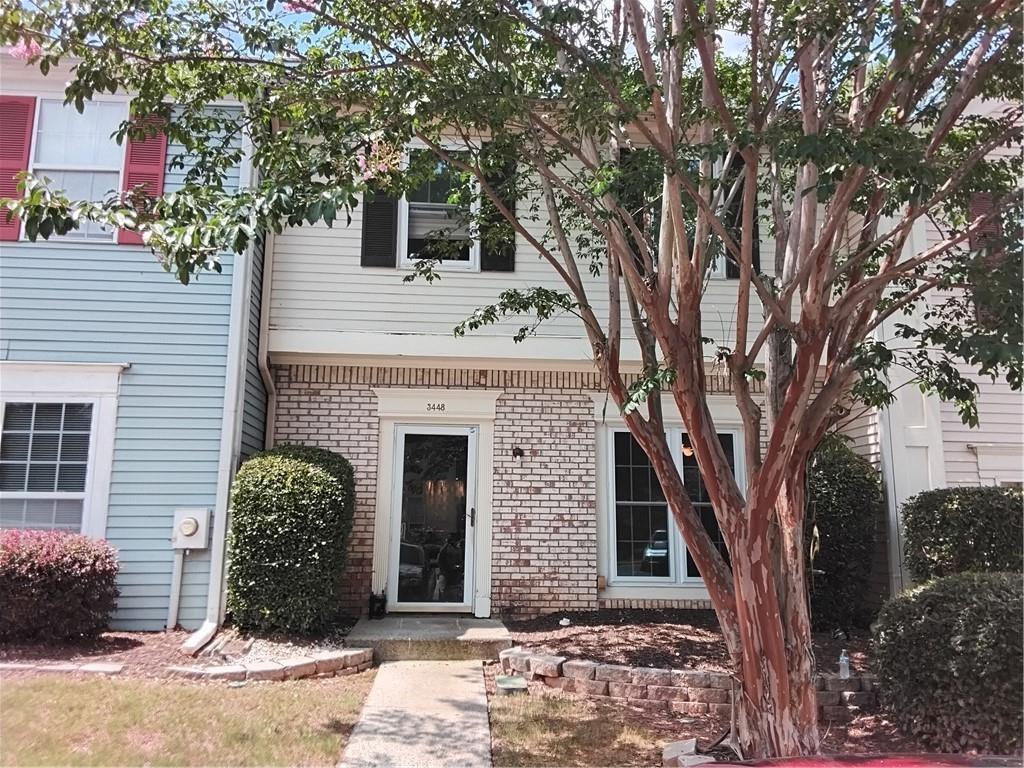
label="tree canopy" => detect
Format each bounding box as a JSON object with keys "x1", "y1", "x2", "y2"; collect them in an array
[{"x1": 1, "y1": 0, "x2": 1020, "y2": 757}]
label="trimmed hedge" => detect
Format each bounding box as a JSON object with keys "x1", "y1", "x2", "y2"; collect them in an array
[
  {"x1": 902, "y1": 486, "x2": 1023, "y2": 580},
  {"x1": 0, "y1": 529, "x2": 119, "y2": 642},
  {"x1": 872, "y1": 572, "x2": 1023, "y2": 753},
  {"x1": 226, "y1": 444, "x2": 354, "y2": 635},
  {"x1": 806, "y1": 433, "x2": 883, "y2": 630}
]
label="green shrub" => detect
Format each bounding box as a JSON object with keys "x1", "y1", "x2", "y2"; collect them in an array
[
  {"x1": 805, "y1": 433, "x2": 883, "y2": 630},
  {"x1": 226, "y1": 445, "x2": 354, "y2": 635},
  {"x1": 902, "y1": 486, "x2": 1023, "y2": 580},
  {"x1": 0, "y1": 529, "x2": 119, "y2": 642},
  {"x1": 872, "y1": 572, "x2": 1023, "y2": 753}
]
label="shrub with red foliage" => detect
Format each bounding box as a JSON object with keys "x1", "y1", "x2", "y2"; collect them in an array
[{"x1": 0, "y1": 529, "x2": 119, "y2": 642}]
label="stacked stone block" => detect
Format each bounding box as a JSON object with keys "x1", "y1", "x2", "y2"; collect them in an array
[{"x1": 499, "y1": 647, "x2": 878, "y2": 722}]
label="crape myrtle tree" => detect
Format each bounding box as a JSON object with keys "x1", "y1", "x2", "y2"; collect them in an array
[{"x1": 2, "y1": 0, "x2": 1021, "y2": 756}]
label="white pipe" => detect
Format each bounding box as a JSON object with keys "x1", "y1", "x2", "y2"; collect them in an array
[
  {"x1": 181, "y1": 127, "x2": 257, "y2": 656},
  {"x1": 166, "y1": 550, "x2": 185, "y2": 630},
  {"x1": 181, "y1": 229, "x2": 251, "y2": 656}
]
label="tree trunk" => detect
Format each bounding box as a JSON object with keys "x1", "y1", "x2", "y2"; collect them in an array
[
  {"x1": 730, "y1": 480, "x2": 820, "y2": 758},
  {"x1": 733, "y1": 518, "x2": 819, "y2": 757}
]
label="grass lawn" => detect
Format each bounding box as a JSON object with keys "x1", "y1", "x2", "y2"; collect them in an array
[
  {"x1": 0, "y1": 673, "x2": 374, "y2": 767},
  {"x1": 489, "y1": 692, "x2": 671, "y2": 767}
]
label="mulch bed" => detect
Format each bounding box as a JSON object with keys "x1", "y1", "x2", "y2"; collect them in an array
[
  {"x1": 0, "y1": 619, "x2": 362, "y2": 678},
  {"x1": 0, "y1": 630, "x2": 193, "y2": 677},
  {"x1": 506, "y1": 609, "x2": 872, "y2": 674}
]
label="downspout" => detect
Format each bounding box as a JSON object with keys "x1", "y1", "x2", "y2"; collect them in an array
[
  {"x1": 258, "y1": 230, "x2": 277, "y2": 449},
  {"x1": 181, "y1": 129, "x2": 256, "y2": 656},
  {"x1": 181, "y1": 240, "x2": 250, "y2": 655}
]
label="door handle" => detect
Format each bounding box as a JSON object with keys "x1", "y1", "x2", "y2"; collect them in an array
[{"x1": 469, "y1": 507, "x2": 476, "y2": 527}]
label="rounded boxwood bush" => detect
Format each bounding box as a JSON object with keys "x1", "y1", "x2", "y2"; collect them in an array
[
  {"x1": 872, "y1": 572, "x2": 1023, "y2": 753},
  {"x1": 902, "y1": 486, "x2": 1023, "y2": 580},
  {"x1": 227, "y1": 444, "x2": 354, "y2": 635},
  {"x1": 805, "y1": 434, "x2": 883, "y2": 630},
  {"x1": 0, "y1": 529, "x2": 119, "y2": 642}
]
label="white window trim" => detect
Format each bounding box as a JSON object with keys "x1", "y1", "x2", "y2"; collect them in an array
[
  {"x1": 593, "y1": 393, "x2": 746, "y2": 593},
  {"x1": 23, "y1": 96, "x2": 130, "y2": 245},
  {"x1": 396, "y1": 142, "x2": 482, "y2": 272},
  {"x1": 0, "y1": 362, "x2": 126, "y2": 538}
]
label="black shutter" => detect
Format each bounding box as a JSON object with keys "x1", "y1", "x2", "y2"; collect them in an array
[
  {"x1": 618, "y1": 147, "x2": 652, "y2": 272},
  {"x1": 724, "y1": 154, "x2": 760, "y2": 278},
  {"x1": 360, "y1": 188, "x2": 399, "y2": 267},
  {"x1": 480, "y1": 151, "x2": 516, "y2": 272}
]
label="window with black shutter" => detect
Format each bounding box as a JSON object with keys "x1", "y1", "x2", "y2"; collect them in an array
[{"x1": 360, "y1": 145, "x2": 518, "y2": 272}]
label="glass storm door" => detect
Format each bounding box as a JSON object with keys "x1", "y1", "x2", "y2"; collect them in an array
[{"x1": 389, "y1": 426, "x2": 477, "y2": 610}]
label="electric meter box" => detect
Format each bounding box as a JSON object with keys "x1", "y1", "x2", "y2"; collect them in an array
[{"x1": 171, "y1": 507, "x2": 211, "y2": 550}]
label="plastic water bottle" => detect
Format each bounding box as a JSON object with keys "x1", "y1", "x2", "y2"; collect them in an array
[{"x1": 838, "y1": 649, "x2": 850, "y2": 679}]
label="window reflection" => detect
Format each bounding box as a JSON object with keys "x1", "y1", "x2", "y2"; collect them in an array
[{"x1": 397, "y1": 433, "x2": 469, "y2": 603}]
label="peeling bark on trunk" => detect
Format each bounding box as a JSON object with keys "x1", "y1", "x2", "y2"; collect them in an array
[{"x1": 731, "y1": 480, "x2": 820, "y2": 757}]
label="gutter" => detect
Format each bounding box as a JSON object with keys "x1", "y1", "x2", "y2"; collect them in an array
[{"x1": 258, "y1": 230, "x2": 278, "y2": 449}]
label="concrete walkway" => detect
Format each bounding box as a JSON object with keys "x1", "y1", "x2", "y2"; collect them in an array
[{"x1": 339, "y1": 660, "x2": 492, "y2": 768}]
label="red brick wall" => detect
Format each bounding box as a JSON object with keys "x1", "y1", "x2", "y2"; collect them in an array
[{"x1": 491, "y1": 386, "x2": 599, "y2": 617}]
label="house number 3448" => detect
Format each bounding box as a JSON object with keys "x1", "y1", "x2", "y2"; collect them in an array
[{"x1": 427, "y1": 402, "x2": 446, "y2": 412}]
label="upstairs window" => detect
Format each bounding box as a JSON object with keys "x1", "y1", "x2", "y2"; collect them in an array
[
  {"x1": 30, "y1": 99, "x2": 126, "y2": 241},
  {"x1": 360, "y1": 145, "x2": 516, "y2": 272},
  {"x1": 399, "y1": 150, "x2": 480, "y2": 270},
  {"x1": 0, "y1": 402, "x2": 94, "y2": 531}
]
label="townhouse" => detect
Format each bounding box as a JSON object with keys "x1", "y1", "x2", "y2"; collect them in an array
[
  {"x1": 1, "y1": 56, "x2": 1018, "y2": 631},
  {"x1": 0, "y1": 56, "x2": 267, "y2": 634}
]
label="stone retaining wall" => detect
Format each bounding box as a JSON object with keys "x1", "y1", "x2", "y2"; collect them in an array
[
  {"x1": 499, "y1": 648, "x2": 878, "y2": 722},
  {"x1": 169, "y1": 648, "x2": 373, "y2": 682}
]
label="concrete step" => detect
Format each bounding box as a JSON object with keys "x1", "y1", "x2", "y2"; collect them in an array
[{"x1": 346, "y1": 615, "x2": 513, "y2": 662}]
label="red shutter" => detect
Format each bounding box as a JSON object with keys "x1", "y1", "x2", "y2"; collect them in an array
[
  {"x1": 0, "y1": 96, "x2": 36, "y2": 242},
  {"x1": 119, "y1": 115, "x2": 168, "y2": 245}
]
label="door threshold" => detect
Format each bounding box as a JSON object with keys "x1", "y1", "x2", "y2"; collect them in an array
[{"x1": 387, "y1": 605, "x2": 474, "y2": 614}]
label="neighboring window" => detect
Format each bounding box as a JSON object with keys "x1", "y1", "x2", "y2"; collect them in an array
[
  {"x1": 0, "y1": 402, "x2": 94, "y2": 531},
  {"x1": 30, "y1": 99, "x2": 126, "y2": 241},
  {"x1": 609, "y1": 428, "x2": 738, "y2": 583},
  {"x1": 612, "y1": 431, "x2": 671, "y2": 578},
  {"x1": 399, "y1": 149, "x2": 480, "y2": 269}
]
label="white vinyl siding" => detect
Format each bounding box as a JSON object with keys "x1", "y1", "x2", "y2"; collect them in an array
[{"x1": 268, "y1": 177, "x2": 770, "y2": 358}]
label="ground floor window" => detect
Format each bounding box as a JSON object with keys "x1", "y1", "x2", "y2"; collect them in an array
[
  {"x1": 0, "y1": 362, "x2": 122, "y2": 537},
  {"x1": 609, "y1": 428, "x2": 739, "y2": 584},
  {"x1": 0, "y1": 402, "x2": 94, "y2": 530}
]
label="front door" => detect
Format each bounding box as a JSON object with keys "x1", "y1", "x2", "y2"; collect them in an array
[{"x1": 388, "y1": 425, "x2": 477, "y2": 611}]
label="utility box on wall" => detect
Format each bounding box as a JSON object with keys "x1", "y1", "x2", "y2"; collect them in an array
[{"x1": 171, "y1": 507, "x2": 211, "y2": 550}]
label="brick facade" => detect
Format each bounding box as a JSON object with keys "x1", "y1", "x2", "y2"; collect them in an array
[{"x1": 272, "y1": 364, "x2": 740, "y2": 618}]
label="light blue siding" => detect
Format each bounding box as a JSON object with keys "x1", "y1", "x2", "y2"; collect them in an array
[
  {"x1": 240, "y1": 235, "x2": 267, "y2": 460},
  {"x1": 0, "y1": 115, "x2": 245, "y2": 631}
]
